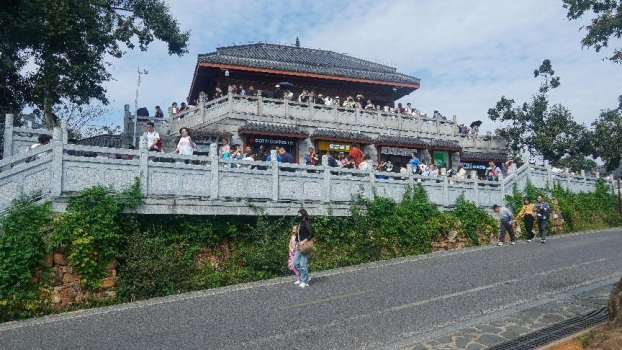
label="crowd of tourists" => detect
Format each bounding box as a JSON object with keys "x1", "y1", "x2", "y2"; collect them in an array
[{"x1": 157, "y1": 85, "x2": 482, "y2": 131}]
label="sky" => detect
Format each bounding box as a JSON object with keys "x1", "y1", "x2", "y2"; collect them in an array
[{"x1": 101, "y1": 0, "x2": 621, "y2": 134}]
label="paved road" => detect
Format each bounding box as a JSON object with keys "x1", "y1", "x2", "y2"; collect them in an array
[{"x1": 2, "y1": 228, "x2": 621, "y2": 350}]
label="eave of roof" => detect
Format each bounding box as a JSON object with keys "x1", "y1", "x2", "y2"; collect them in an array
[{"x1": 198, "y1": 63, "x2": 420, "y2": 88}]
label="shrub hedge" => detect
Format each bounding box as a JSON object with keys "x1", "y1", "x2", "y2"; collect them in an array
[{"x1": 1, "y1": 182, "x2": 619, "y2": 322}]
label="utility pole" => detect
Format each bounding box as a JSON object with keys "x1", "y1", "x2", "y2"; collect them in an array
[{"x1": 133, "y1": 66, "x2": 148, "y2": 147}]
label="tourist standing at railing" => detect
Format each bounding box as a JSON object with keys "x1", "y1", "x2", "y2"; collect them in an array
[
  {"x1": 365, "y1": 100, "x2": 374, "y2": 110},
  {"x1": 424, "y1": 164, "x2": 438, "y2": 182},
  {"x1": 337, "y1": 152, "x2": 347, "y2": 167},
  {"x1": 316, "y1": 94, "x2": 324, "y2": 105},
  {"x1": 304, "y1": 147, "x2": 316, "y2": 166},
  {"x1": 144, "y1": 122, "x2": 160, "y2": 152},
  {"x1": 324, "y1": 96, "x2": 333, "y2": 106},
  {"x1": 214, "y1": 87, "x2": 223, "y2": 99},
  {"x1": 137, "y1": 106, "x2": 149, "y2": 117},
  {"x1": 534, "y1": 195, "x2": 550, "y2": 244},
  {"x1": 455, "y1": 165, "x2": 467, "y2": 179},
  {"x1": 505, "y1": 160, "x2": 514, "y2": 176},
  {"x1": 242, "y1": 146, "x2": 252, "y2": 158},
  {"x1": 171, "y1": 102, "x2": 179, "y2": 114},
  {"x1": 243, "y1": 152, "x2": 256, "y2": 170},
  {"x1": 179, "y1": 102, "x2": 189, "y2": 112},
  {"x1": 219, "y1": 138, "x2": 230, "y2": 158},
  {"x1": 155, "y1": 106, "x2": 164, "y2": 119},
  {"x1": 407, "y1": 152, "x2": 420, "y2": 173},
  {"x1": 516, "y1": 197, "x2": 536, "y2": 242},
  {"x1": 358, "y1": 155, "x2": 373, "y2": 172},
  {"x1": 248, "y1": 86, "x2": 255, "y2": 96},
  {"x1": 172, "y1": 127, "x2": 195, "y2": 156},
  {"x1": 349, "y1": 144, "x2": 364, "y2": 166},
  {"x1": 238, "y1": 85, "x2": 246, "y2": 95}
]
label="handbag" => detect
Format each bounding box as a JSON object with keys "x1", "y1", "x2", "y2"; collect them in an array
[
  {"x1": 297, "y1": 222, "x2": 316, "y2": 254},
  {"x1": 299, "y1": 240, "x2": 315, "y2": 255}
]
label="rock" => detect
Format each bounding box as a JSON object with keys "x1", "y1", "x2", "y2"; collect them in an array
[
  {"x1": 62, "y1": 273, "x2": 80, "y2": 284},
  {"x1": 101, "y1": 277, "x2": 117, "y2": 289},
  {"x1": 52, "y1": 289, "x2": 61, "y2": 304},
  {"x1": 74, "y1": 294, "x2": 87, "y2": 303},
  {"x1": 43, "y1": 253, "x2": 54, "y2": 267},
  {"x1": 53, "y1": 253, "x2": 68, "y2": 266},
  {"x1": 609, "y1": 277, "x2": 622, "y2": 326},
  {"x1": 104, "y1": 290, "x2": 117, "y2": 298}
]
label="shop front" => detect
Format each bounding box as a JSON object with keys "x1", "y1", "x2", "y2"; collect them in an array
[
  {"x1": 310, "y1": 129, "x2": 374, "y2": 162},
  {"x1": 460, "y1": 152, "x2": 508, "y2": 179},
  {"x1": 238, "y1": 122, "x2": 309, "y2": 162},
  {"x1": 246, "y1": 135, "x2": 298, "y2": 160},
  {"x1": 379, "y1": 146, "x2": 422, "y2": 169},
  {"x1": 374, "y1": 135, "x2": 430, "y2": 171}
]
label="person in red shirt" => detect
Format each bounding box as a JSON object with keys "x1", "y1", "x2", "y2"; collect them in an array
[{"x1": 349, "y1": 144, "x2": 364, "y2": 165}]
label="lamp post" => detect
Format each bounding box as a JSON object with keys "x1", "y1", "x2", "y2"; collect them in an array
[{"x1": 132, "y1": 66, "x2": 148, "y2": 147}]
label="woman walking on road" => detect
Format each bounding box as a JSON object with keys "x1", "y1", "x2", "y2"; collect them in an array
[
  {"x1": 517, "y1": 197, "x2": 536, "y2": 242},
  {"x1": 294, "y1": 209, "x2": 314, "y2": 288}
]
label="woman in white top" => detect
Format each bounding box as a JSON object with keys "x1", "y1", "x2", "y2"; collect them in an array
[{"x1": 172, "y1": 127, "x2": 195, "y2": 155}]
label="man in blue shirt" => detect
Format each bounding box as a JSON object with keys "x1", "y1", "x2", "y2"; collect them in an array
[
  {"x1": 408, "y1": 152, "x2": 420, "y2": 173},
  {"x1": 493, "y1": 204, "x2": 516, "y2": 246}
]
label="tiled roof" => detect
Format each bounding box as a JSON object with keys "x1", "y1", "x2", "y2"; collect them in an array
[
  {"x1": 430, "y1": 139, "x2": 462, "y2": 150},
  {"x1": 198, "y1": 43, "x2": 420, "y2": 86},
  {"x1": 461, "y1": 152, "x2": 508, "y2": 161},
  {"x1": 190, "y1": 129, "x2": 233, "y2": 140},
  {"x1": 238, "y1": 122, "x2": 308, "y2": 137},
  {"x1": 374, "y1": 135, "x2": 429, "y2": 147},
  {"x1": 310, "y1": 129, "x2": 374, "y2": 143}
]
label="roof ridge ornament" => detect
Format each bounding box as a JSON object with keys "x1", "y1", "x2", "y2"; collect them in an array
[{"x1": 295, "y1": 37, "x2": 300, "y2": 48}]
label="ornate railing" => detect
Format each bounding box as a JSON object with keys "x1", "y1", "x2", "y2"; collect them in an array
[
  {"x1": 168, "y1": 93, "x2": 505, "y2": 152},
  {"x1": 0, "y1": 133, "x2": 609, "y2": 214}
]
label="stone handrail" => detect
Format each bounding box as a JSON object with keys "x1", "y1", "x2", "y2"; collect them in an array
[
  {"x1": 166, "y1": 93, "x2": 499, "y2": 142},
  {"x1": 0, "y1": 137, "x2": 611, "y2": 214}
]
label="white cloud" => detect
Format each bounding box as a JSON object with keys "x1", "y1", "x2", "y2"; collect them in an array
[{"x1": 99, "y1": 0, "x2": 621, "y2": 135}]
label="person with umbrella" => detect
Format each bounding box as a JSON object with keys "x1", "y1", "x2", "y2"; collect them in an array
[{"x1": 470, "y1": 120, "x2": 482, "y2": 135}]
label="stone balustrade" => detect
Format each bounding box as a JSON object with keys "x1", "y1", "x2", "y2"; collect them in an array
[
  {"x1": 168, "y1": 93, "x2": 506, "y2": 153},
  {"x1": 0, "y1": 130, "x2": 609, "y2": 215}
]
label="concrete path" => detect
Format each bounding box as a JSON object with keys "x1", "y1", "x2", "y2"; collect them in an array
[{"x1": 1, "y1": 228, "x2": 621, "y2": 350}]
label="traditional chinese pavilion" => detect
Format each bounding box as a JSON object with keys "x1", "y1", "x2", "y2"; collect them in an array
[{"x1": 188, "y1": 41, "x2": 420, "y2": 107}]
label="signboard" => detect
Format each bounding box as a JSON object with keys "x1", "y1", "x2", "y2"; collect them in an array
[
  {"x1": 433, "y1": 151, "x2": 449, "y2": 167},
  {"x1": 248, "y1": 136, "x2": 295, "y2": 147},
  {"x1": 461, "y1": 162, "x2": 488, "y2": 171},
  {"x1": 316, "y1": 141, "x2": 352, "y2": 152},
  {"x1": 380, "y1": 147, "x2": 419, "y2": 157}
]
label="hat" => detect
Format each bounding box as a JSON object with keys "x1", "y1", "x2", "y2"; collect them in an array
[{"x1": 335, "y1": 96, "x2": 340, "y2": 99}]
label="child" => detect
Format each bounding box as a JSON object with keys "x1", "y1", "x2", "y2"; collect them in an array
[{"x1": 289, "y1": 225, "x2": 300, "y2": 284}]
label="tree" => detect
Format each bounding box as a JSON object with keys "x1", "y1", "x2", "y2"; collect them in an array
[
  {"x1": 488, "y1": 60, "x2": 589, "y2": 164},
  {"x1": 563, "y1": 0, "x2": 622, "y2": 64},
  {"x1": 585, "y1": 96, "x2": 622, "y2": 172},
  {"x1": 0, "y1": 0, "x2": 190, "y2": 127},
  {"x1": 556, "y1": 154, "x2": 598, "y2": 172}
]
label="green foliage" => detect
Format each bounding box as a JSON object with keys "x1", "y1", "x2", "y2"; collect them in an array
[
  {"x1": 47, "y1": 180, "x2": 142, "y2": 289},
  {"x1": 488, "y1": 60, "x2": 589, "y2": 163},
  {"x1": 506, "y1": 179, "x2": 621, "y2": 234},
  {"x1": 116, "y1": 233, "x2": 196, "y2": 301},
  {"x1": 0, "y1": 0, "x2": 190, "y2": 122},
  {"x1": 584, "y1": 101, "x2": 622, "y2": 172},
  {"x1": 452, "y1": 195, "x2": 499, "y2": 244},
  {"x1": 0, "y1": 196, "x2": 53, "y2": 321},
  {"x1": 563, "y1": 0, "x2": 622, "y2": 64}
]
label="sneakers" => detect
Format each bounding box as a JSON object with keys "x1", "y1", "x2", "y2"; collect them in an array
[
  {"x1": 294, "y1": 280, "x2": 301, "y2": 285},
  {"x1": 299, "y1": 283, "x2": 309, "y2": 288},
  {"x1": 526, "y1": 239, "x2": 532, "y2": 242},
  {"x1": 541, "y1": 239, "x2": 547, "y2": 244},
  {"x1": 510, "y1": 241, "x2": 515, "y2": 245},
  {"x1": 496, "y1": 242, "x2": 504, "y2": 246}
]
